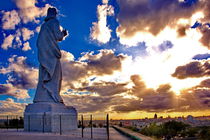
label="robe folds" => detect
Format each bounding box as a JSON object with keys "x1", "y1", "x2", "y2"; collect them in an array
[{"x1": 33, "y1": 17, "x2": 64, "y2": 103}]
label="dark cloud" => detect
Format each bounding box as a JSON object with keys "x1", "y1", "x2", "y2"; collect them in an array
[
  {"x1": 0, "y1": 85, "x2": 9, "y2": 94},
  {"x1": 199, "y1": 79, "x2": 210, "y2": 88},
  {"x1": 117, "y1": 0, "x2": 200, "y2": 37},
  {"x1": 63, "y1": 94, "x2": 130, "y2": 113},
  {"x1": 199, "y1": 26, "x2": 210, "y2": 49},
  {"x1": 172, "y1": 60, "x2": 210, "y2": 79},
  {"x1": 0, "y1": 56, "x2": 38, "y2": 99},
  {"x1": 86, "y1": 50, "x2": 126, "y2": 75},
  {"x1": 117, "y1": 0, "x2": 210, "y2": 49},
  {"x1": 177, "y1": 26, "x2": 188, "y2": 37},
  {"x1": 191, "y1": 22, "x2": 210, "y2": 49},
  {"x1": 61, "y1": 50, "x2": 126, "y2": 89},
  {"x1": 114, "y1": 93, "x2": 175, "y2": 113},
  {"x1": 113, "y1": 75, "x2": 210, "y2": 113},
  {"x1": 190, "y1": 1, "x2": 210, "y2": 49},
  {"x1": 179, "y1": 80, "x2": 210, "y2": 109},
  {"x1": 1, "y1": 76, "x2": 208, "y2": 115},
  {"x1": 113, "y1": 75, "x2": 176, "y2": 112},
  {"x1": 78, "y1": 81, "x2": 128, "y2": 96},
  {"x1": 1, "y1": 70, "x2": 207, "y2": 114}
]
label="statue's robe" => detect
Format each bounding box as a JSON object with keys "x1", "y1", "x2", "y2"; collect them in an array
[{"x1": 33, "y1": 16, "x2": 64, "y2": 103}]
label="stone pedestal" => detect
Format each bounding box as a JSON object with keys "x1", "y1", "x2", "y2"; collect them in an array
[{"x1": 24, "y1": 102, "x2": 77, "y2": 132}]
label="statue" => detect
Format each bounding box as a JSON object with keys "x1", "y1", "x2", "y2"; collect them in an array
[
  {"x1": 33, "y1": 7, "x2": 68, "y2": 103},
  {"x1": 24, "y1": 8, "x2": 77, "y2": 132}
]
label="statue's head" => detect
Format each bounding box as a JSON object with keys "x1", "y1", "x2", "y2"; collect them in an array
[{"x1": 45, "y1": 7, "x2": 58, "y2": 21}]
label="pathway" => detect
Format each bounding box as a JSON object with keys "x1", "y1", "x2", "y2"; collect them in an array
[{"x1": 113, "y1": 126, "x2": 154, "y2": 140}]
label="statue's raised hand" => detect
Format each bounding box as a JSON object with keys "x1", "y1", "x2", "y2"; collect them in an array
[{"x1": 62, "y1": 29, "x2": 68, "y2": 37}]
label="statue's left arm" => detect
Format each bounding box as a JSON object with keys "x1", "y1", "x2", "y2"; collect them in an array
[{"x1": 53, "y1": 19, "x2": 65, "y2": 42}]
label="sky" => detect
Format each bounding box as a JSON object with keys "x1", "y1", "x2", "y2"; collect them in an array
[{"x1": 0, "y1": 0, "x2": 209, "y2": 119}]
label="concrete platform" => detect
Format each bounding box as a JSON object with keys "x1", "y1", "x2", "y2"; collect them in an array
[
  {"x1": 24, "y1": 102, "x2": 77, "y2": 132},
  {"x1": 0, "y1": 128, "x2": 132, "y2": 140}
]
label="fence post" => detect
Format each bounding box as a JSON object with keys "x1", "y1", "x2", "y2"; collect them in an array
[
  {"x1": 6, "y1": 116, "x2": 9, "y2": 130},
  {"x1": 81, "y1": 115, "x2": 84, "y2": 138},
  {"x1": 42, "y1": 113, "x2": 45, "y2": 133},
  {"x1": 90, "y1": 115, "x2": 93, "y2": 139},
  {"x1": 16, "y1": 115, "x2": 18, "y2": 132},
  {"x1": 28, "y1": 115, "x2": 30, "y2": 132},
  {"x1": 106, "y1": 114, "x2": 109, "y2": 140},
  {"x1": 60, "y1": 115, "x2": 62, "y2": 135}
]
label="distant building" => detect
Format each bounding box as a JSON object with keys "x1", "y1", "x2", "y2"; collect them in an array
[
  {"x1": 154, "y1": 113, "x2": 157, "y2": 119},
  {"x1": 187, "y1": 115, "x2": 194, "y2": 122}
]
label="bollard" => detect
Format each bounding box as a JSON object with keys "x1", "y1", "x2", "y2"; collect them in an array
[
  {"x1": 107, "y1": 114, "x2": 109, "y2": 140},
  {"x1": 28, "y1": 115, "x2": 30, "y2": 132},
  {"x1": 42, "y1": 114, "x2": 45, "y2": 133},
  {"x1": 91, "y1": 115, "x2": 93, "y2": 139},
  {"x1": 16, "y1": 115, "x2": 18, "y2": 132},
  {"x1": 81, "y1": 115, "x2": 84, "y2": 138},
  {"x1": 6, "y1": 116, "x2": 9, "y2": 130},
  {"x1": 60, "y1": 115, "x2": 62, "y2": 135}
]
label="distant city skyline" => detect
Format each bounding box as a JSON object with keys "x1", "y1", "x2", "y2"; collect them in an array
[{"x1": 0, "y1": 0, "x2": 209, "y2": 119}]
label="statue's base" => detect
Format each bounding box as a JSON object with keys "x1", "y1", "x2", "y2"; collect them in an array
[{"x1": 24, "y1": 102, "x2": 77, "y2": 132}]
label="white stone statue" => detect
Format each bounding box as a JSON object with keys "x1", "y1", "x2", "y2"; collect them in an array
[{"x1": 33, "y1": 7, "x2": 68, "y2": 103}]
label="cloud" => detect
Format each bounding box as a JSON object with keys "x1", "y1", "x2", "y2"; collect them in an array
[
  {"x1": 113, "y1": 74, "x2": 210, "y2": 113},
  {"x1": 114, "y1": 75, "x2": 176, "y2": 112},
  {"x1": 78, "y1": 81, "x2": 128, "y2": 96},
  {"x1": 116, "y1": 0, "x2": 200, "y2": 38},
  {"x1": 1, "y1": 0, "x2": 51, "y2": 51},
  {"x1": 90, "y1": 0, "x2": 114, "y2": 44},
  {"x1": 115, "y1": 0, "x2": 210, "y2": 50},
  {"x1": 179, "y1": 79, "x2": 210, "y2": 110},
  {"x1": 81, "y1": 49, "x2": 126, "y2": 75},
  {"x1": 0, "y1": 55, "x2": 38, "y2": 99},
  {"x1": 199, "y1": 78, "x2": 210, "y2": 88},
  {"x1": 0, "y1": 49, "x2": 125, "y2": 99},
  {"x1": 0, "y1": 98, "x2": 26, "y2": 115},
  {"x1": 1, "y1": 10, "x2": 21, "y2": 30},
  {"x1": 1, "y1": 0, "x2": 50, "y2": 27},
  {"x1": 198, "y1": 25, "x2": 210, "y2": 49},
  {"x1": 22, "y1": 42, "x2": 31, "y2": 51},
  {"x1": 1, "y1": 34, "x2": 15, "y2": 50},
  {"x1": 13, "y1": 0, "x2": 50, "y2": 24},
  {"x1": 60, "y1": 74, "x2": 180, "y2": 113},
  {"x1": 66, "y1": 75, "x2": 176, "y2": 112},
  {"x1": 177, "y1": 25, "x2": 188, "y2": 37},
  {"x1": 0, "y1": 51, "x2": 208, "y2": 114},
  {"x1": 116, "y1": 0, "x2": 210, "y2": 49},
  {"x1": 0, "y1": 84, "x2": 29, "y2": 99},
  {"x1": 1, "y1": 28, "x2": 34, "y2": 50},
  {"x1": 62, "y1": 94, "x2": 130, "y2": 113},
  {"x1": 61, "y1": 50, "x2": 126, "y2": 90},
  {"x1": 172, "y1": 60, "x2": 210, "y2": 79},
  {"x1": 191, "y1": 21, "x2": 210, "y2": 49},
  {"x1": 194, "y1": 0, "x2": 210, "y2": 49},
  {"x1": 21, "y1": 28, "x2": 34, "y2": 41}
]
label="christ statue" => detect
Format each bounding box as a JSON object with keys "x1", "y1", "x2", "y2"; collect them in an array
[{"x1": 33, "y1": 7, "x2": 68, "y2": 103}]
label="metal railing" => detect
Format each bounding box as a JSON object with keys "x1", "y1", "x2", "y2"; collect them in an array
[
  {"x1": 0, "y1": 115, "x2": 23, "y2": 131},
  {"x1": 79, "y1": 114, "x2": 109, "y2": 140},
  {"x1": 0, "y1": 114, "x2": 110, "y2": 139}
]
